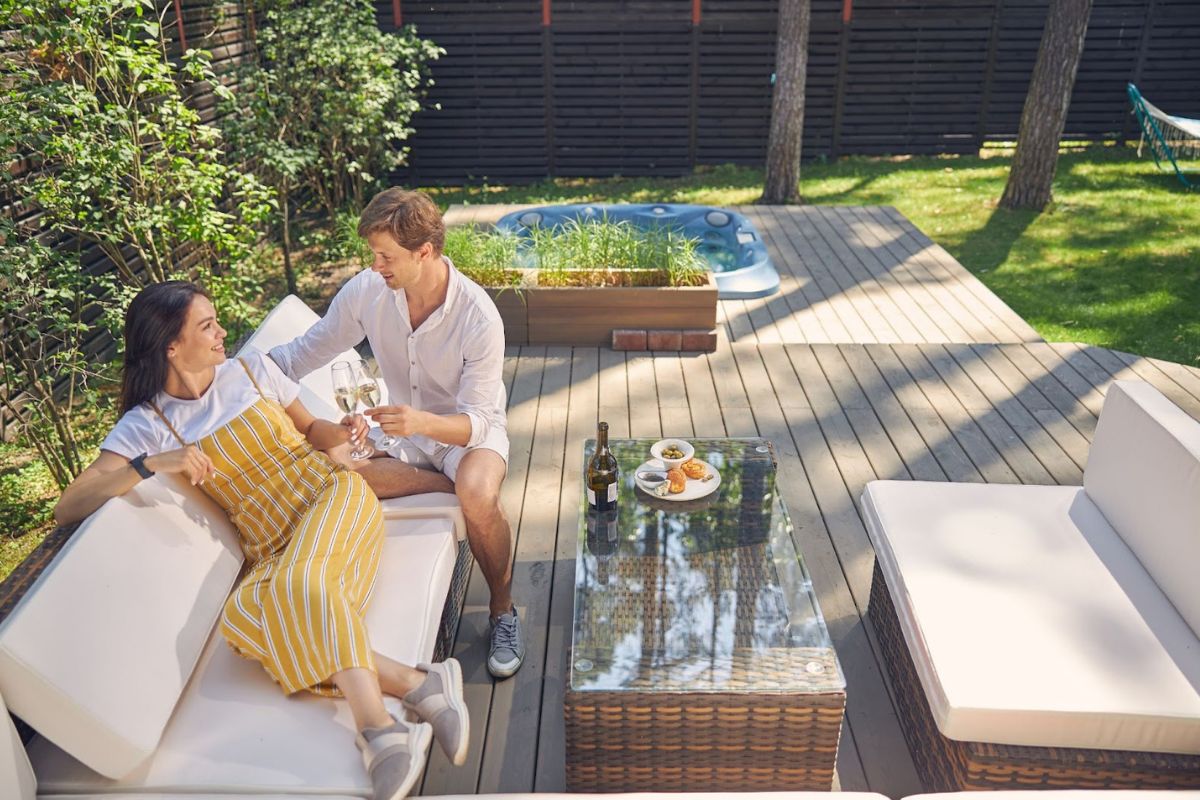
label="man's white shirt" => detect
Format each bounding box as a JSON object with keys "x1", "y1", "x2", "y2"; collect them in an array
[{"x1": 269, "y1": 256, "x2": 508, "y2": 458}]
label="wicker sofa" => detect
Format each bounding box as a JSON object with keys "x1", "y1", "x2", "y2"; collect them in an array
[
  {"x1": 862, "y1": 380, "x2": 1200, "y2": 790},
  {"x1": 0, "y1": 296, "x2": 471, "y2": 797}
]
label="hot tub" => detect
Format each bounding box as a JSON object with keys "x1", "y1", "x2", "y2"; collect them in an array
[{"x1": 494, "y1": 203, "x2": 780, "y2": 299}]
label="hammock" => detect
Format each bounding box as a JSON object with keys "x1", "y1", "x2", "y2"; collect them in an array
[{"x1": 1127, "y1": 83, "x2": 1200, "y2": 189}]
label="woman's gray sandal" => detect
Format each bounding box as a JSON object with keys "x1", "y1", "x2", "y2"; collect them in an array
[
  {"x1": 402, "y1": 657, "x2": 470, "y2": 766},
  {"x1": 355, "y1": 716, "x2": 432, "y2": 800}
]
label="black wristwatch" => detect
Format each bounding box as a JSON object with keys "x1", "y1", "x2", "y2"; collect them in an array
[{"x1": 130, "y1": 452, "x2": 155, "y2": 480}]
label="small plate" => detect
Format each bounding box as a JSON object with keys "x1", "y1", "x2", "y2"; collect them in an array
[{"x1": 634, "y1": 458, "x2": 721, "y2": 502}]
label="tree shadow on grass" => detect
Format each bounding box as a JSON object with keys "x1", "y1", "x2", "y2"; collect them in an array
[{"x1": 953, "y1": 205, "x2": 1039, "y2": 275}]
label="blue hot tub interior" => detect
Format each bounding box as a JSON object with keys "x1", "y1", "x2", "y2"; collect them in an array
[{"x1": 493, "y1": 203, "x2": 780, "y2": 299}]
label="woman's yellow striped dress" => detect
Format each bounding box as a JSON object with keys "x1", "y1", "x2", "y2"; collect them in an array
[{"x1": 151, "y1": 359, "x2": 383, "y2": 696}]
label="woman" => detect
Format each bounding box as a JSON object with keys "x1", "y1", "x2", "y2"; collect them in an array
[{"x1": 55, "y1": 281, "x2": 467, "y2": 800}]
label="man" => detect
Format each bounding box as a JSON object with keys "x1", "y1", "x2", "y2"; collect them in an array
[{"x1": 269, "y1": 188, "x2": 523, "y2": 679}]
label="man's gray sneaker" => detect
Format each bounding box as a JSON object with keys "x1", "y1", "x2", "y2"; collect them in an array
[
  {"x1": 487, "y1": 608, "x2": 525, "y2": 679},
  {"x1": 403, "y1": 658, "x2": 470, "y2": 766},
  {"x1": 355, "y1": 714, "x2": 432, "y2": 800}
]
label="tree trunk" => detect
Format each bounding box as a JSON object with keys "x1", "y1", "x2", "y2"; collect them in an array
[
  {"x1": 999, "y1": 0, "x2": 1094, "y2": 211},
  {"x1": 280, "y1": 186, "x2": 298, "y2": 296},
  {"x1": 760, "y1": 0, "x2": 811, "y2": 205}
]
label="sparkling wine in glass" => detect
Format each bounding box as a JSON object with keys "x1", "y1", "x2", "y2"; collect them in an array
[
  {"x1": 331, "y1": 361, "x2": 371, "y2": 461},
  {"x1": 361, "y1": 359, "x2": 398, "y2": 451}
]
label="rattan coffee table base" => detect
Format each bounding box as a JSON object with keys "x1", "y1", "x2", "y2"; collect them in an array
[
  {"x1": 564, "y1": 688, "x2": 845, "y2": 791},
  {"x1": 869, "y1": 563, "x2": 1200, "y2": 790}
]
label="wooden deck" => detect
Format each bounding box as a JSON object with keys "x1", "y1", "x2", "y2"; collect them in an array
[
  {"x1": 443, "y1": 203, "x2": 1042, "y2": 346},
  {"x1": 418, "y1": 340, "x2": 1200, "y2": 799}
]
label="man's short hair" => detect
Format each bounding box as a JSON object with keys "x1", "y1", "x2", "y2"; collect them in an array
[{"x1": 358, "y1": 188, "x2": 445, "y2": 254}]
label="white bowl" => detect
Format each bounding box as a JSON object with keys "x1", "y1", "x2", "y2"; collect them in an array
[{"x1": 650, "y1": 438, "x2": 695, "y2": 470}]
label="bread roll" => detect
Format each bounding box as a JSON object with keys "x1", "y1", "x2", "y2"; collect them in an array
[
  {"x1": 681, "y1": 458, "x2": 706, "y2": 479},
  {"x1": 666, "y1": 468, "x2": 687, "y2": 493}
]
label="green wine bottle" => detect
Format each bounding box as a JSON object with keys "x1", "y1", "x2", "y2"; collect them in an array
[{"x1": 586, "y1": 421, "x2": 618, "y2": 513}]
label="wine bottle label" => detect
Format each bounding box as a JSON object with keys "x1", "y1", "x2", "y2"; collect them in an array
[{"x1": 586, "y1": 482, "x2": 618, "y2": 509}]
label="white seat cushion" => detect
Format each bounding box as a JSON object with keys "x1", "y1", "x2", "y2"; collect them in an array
[
  {"x1": 29, "y1": 514, "x2": 457, "y2": 796},
  {"x1": 862, "y1": 479, "x2": 1200, "y2": 754},
  {"x1": 1084, "y1": 380, "x2": 1200, "y2": 640},
  {"x1": 0, "y1": 474, "x2": 242, "y2": 779}
]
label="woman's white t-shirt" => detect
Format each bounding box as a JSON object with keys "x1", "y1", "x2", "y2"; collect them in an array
[{"x1": 100, "y1": 350, "x2": 301, "y2": 459}]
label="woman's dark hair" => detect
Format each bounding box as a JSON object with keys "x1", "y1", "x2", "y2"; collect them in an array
[{"x1": 120, "y1": 281, "x2": 209, "y2": 413}]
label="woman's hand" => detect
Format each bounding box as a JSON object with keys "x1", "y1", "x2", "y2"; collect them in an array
[
  {"x1": 341, "y1": 414, "x2": 369, "y2": 448},
  {"x1": 146, "y1": 446, "x2": 215, "y2": 486}
]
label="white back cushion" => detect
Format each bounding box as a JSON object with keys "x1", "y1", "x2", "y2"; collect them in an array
[
  {"x1": 237, "y1": 294, "x2": 383, "y2": 421},
  {"x1": 1085, "y1": 380, "x2": 1200, "y2": 639},
  {"x1": 0, "y1": 689, "x2": 35, "y2": 800},
  {"x1": 0, "y1": 474, "x2": 243, "y2": 778}
]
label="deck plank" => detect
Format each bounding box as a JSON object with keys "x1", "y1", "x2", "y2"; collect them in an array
[
  {"x1": 533, "y1": 347, "x2": 600, "y2": 791},
  {"x1": 763, "y1": 344, "x2": 925, "y2": 797},
  {"x1": 476, "y1": 349, "x2": 572, "y2": 792},
  {"x1": 806, "y1": 207, "x2": 908, "y2": 343},
  {"x1": 943, "y1": 344, "x2": 1082, "y2": 485},
  {"x1": 739, "y1": 206, "x2": 808, "y2": 344},
  {"x1": 855, "y1": 207, "x2": 985, "y2": 342},
  {"x1": 841, "y1": 205, "x2": 978, "y2": 344},
  {"x1": 765, "y1": 206, "x2": 867, "y2": 342},
  {"x1": 625, "y1": 353, "x2": 662, "y2": 440},
  {"x1": 868, "y1": 346, "x2": 984, "y2": 483},
  {"x1": 597, "y1": 348, "x2": 629, "y2": 439},
  {"x1": 653, "y1": 351, "x2": 694, "y2": 438},
  {"x1": 874, "y1": 206, "x2": 1041, "y2": 343},
  {"x1": 422, "y1": 347, "x2": 547, "y2": 795},
  {"x1": 918, "y1": 345, "x2": 1054, "y2": 485},
  {"x1": 969, "y1": 344, "x2": 1092, "y2": 472},
  {"x1": 825, "y1": 206, "x2": 946, "y2": 343},
  {"x1": 892, "y1": 344, "x2": 1019, "y2": 485},
  {"x1": 787, "y1": 207, "x2": 899, "y2": 343},
  {"x1": 838, "y1": 345, "x2": 948, "y2": 483},
  {"x1": 735, "y1": 343, "x2": 871, "y2": 792}
]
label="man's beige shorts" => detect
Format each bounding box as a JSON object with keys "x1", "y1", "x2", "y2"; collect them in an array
[{"x1": 369, "y1": 428, "x2": 509, "y2": 483}]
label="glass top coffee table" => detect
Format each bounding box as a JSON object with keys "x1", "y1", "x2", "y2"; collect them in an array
[{"x1": 565, "y1": 437, "x2": 846, "y2": 792}]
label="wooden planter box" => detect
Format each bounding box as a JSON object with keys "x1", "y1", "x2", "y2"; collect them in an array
[{"x1": 486, "y1": 272, "x2": 717, "y2": 347}]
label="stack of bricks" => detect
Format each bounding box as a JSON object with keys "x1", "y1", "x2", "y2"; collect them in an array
[{"x1": 611, "y1": 329, "x2": 718, "y2": 353}]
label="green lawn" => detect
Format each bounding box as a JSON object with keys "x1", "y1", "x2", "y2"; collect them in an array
[{"x1": 426, "y1": 144, "x2": 1200, "y2": 367}]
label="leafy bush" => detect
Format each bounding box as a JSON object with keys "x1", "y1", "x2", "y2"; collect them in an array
[
  {"x1": 0, "y1": 0, "x2": 273, "y2": 289},
  {"x1": 223, "y1": 0, "x2": 442, "y2": 290},
  {"x1": 301, "y1": 207, "x2": 374, "y2": 269},
  {"x1": 0, "y1": 221, "x2": 110, "y2": 488},
  {"x1": 0, "y1": 0, "x2": 272, "y2": 486}
]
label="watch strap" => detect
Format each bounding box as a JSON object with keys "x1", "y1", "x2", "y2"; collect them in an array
[{"x1": 130, "y1": 452, "x2": 154, "y2": 480}]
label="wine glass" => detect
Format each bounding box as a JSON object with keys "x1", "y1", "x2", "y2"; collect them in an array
[
  {"x1": 360, "y1": 359, "x2": 398, "y2": 451},
  {"x1": 331, "y1": 361, "x2": 371, "y2": 461}
]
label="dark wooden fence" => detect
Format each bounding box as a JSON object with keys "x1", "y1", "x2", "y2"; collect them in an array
[{"x1": 379, "y1": 0, "x2": 1200, "y2": 183}]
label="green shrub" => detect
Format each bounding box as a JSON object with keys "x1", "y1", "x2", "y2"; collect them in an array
[
  {"x1": 223, "y1": 0, "x2": 442, "y2": 292},
  {"x1": 444, "y1": 226, "x2": 522, "y2": 289},
  {"x1": 0, "y1": 0, "x2": 272, "y2": 291}
]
